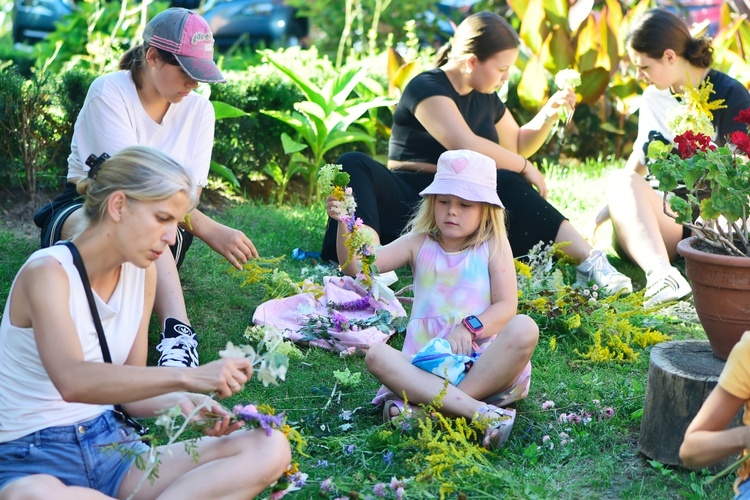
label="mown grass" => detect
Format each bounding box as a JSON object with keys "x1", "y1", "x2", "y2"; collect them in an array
[{"x1": 0, "y1": 162, "x2": 732, "y2": 499}]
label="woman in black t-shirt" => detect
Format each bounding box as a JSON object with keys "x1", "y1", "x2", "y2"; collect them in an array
[{"x1": 322, "y1": 11, "x2": 633, "y2": 295}]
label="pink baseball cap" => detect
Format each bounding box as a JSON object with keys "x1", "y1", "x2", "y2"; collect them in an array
[
  {"x1": 144, "y1": 8, "x2": 225, "y2": 84},
  {"x1": 420, "y1": 150, "x2": 504, "y2": 207}
]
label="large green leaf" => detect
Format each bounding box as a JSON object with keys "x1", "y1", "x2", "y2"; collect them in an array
[
  {"x1": 517, "y1": 55, "x2": 549, "y2": 110},
  {"x1": 543, "y1": 28, "x2": 575, "y2": 74},
  {"x1": 577, "y1": 68, "x2": 609, "y2": 105},
  {"x1": 576, "y1": 16, "x2": 599, "y2": 73},
  {"x1": 209, "y1": 160, "x2": 239, "y2": 187},
  {"x1": 260, "y1": 49, "x2": 326, "y2": 110},
  {"x1": 543, "y1": 0, "x2": 568, "y2": 28},
  {"x1": 519, "y1": 0, "x2": 547, "y2": 54},
  {"x1": 212, "y1": 100, "x2": 249, "y2": 120},
  {"x1": 280, "y1": 132, "x2": 308, "y2": 155}
]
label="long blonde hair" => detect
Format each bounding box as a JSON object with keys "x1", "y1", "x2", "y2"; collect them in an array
[{"x1": 405, "y1": 195, "x2": 507, "y2": 258}]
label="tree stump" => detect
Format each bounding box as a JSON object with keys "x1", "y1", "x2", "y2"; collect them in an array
[{"x1": 638, "y1": 340, "x2": 742, "y2": 470}]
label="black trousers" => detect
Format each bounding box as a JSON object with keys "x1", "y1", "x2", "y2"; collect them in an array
[{"x1": 321, "y1": 152, "x2": 567, "y2": 263}]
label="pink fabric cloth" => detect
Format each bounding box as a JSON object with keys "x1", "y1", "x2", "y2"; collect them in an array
[{"x1": 252, "y1": 276, "x2": 406, "y2": 353}]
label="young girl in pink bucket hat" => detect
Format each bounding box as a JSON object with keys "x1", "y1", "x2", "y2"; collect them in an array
[{"x1": 327, "y1": 149, "x2": 539, "y2": 449}]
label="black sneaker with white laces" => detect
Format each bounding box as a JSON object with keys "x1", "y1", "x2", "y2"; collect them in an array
[{"x1": 157, "y1": 318, "x2": 199, "y2": 367}]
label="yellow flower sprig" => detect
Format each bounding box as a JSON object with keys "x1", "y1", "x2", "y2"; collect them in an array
[{"x1": 667, "y1": 78, "x2": 727, "y2": 137}]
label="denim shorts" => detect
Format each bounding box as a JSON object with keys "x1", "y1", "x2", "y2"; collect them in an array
[
  {"x1": 0, "y1": 411, "x2": 149, "y2": 496},
  {"x1": 737, "y1": 476, "x2": 750, "y2": 499}
]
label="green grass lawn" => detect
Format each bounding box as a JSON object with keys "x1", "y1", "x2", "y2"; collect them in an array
[{"x1": 0, "y1": 163, "x2": 732, "y2": 499}]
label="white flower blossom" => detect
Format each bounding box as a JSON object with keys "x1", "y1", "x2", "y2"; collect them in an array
[{"x1": 555, "y1": 69, "x2": 581, "y2": 89}]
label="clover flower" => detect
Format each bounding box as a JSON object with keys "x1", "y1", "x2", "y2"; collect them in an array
[
  {"x1": 542, "y1": 400, "x2": 555, "y2": 410},
  {"x1": 320, "y1": 478, "x2": 335, "y2": 493},
  {"x1": 555, "y1": 69, "x2": 581, "y2": 89}
]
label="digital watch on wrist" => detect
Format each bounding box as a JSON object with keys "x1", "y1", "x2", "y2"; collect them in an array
[{"x1": 462, "y1": 315, "x2": 484, "y2": 338}]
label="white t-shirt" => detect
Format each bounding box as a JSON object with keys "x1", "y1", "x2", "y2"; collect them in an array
[
  {"x1": 632, "y1": 85, "x2": 679, "y2": 166},
  {"x1": 67, "y1": 70, "x2": 215, "y2": 187},
  {"x1": 0, "y1": 245, "x2": 145, "y2": 442}
]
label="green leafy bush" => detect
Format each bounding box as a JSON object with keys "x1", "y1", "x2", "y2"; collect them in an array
[{"x1": 0, "y1": 67, "x2": 65, "y2": 198}]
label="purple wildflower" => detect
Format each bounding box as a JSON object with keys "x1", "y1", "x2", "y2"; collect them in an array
[
  {"x1": 395, "y1": 487, "x2": 405, "y2": 499},
  {"x1": 316, "y1": 459, "x2": 329, "y2": 467},
  {"x1": 542, "y1": 400, "x2": 555, "y2": 410},
  {"x1": 331, "y1": 296, "x2": 371, "y2": 311},
  {"x1": 320, "y1": 478, "x2": 334, "y2": 493},
  {"x1": 289, "y1": 472, "x2": 306, "y2": 488},
  {"x1": 373, "y1": 483, "x2": 388, "y2": 497},
  {"x1": 345, "y1": 444, "x2": 356, "y2": 454},
  {"x1": 383, "y1": 450, "x2": 394, "y2": 465},
  {"x1": 600, "y1": 407, "x2": 615, "y2": 420},
  {"x1": 233, "y1": 406, "x2": 285, "y2": 436},
  {"x1": 331, "y1": 311, "x2": 350, "y2": 331},
  {"x1": 558, "y1": 412, "x2": 568, "y2": 423}
]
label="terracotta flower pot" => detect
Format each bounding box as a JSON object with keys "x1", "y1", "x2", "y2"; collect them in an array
[{"x1": 677, "y1": 236, "x2": 750, "y2": 360}]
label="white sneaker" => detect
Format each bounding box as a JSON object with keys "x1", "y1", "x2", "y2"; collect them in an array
[
  {"x1": 644, "y1": 264, "x2": 691, "y2": 307},
  {"x1": 157, "y1": 318, "x2": 199, "y2": 367},
  {"x1": 576, "y1": 250, "x2": 633, "y2": 295}
]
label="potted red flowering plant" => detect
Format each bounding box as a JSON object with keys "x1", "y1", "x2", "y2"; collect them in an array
[{"x1": 647, "y1": 85, "x2": 750, "y2": 359}]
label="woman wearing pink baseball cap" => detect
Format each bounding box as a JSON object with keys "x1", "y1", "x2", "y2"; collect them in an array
[{"x1": 34, "y1": 8, "x2": 258, "y2": 369}]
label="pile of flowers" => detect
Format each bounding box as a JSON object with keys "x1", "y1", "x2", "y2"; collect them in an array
[
  {"x1": 318, "y1": 163, "x2": 379, "y2": 290},
  {"x1": 648, "y1": 79, "x2": 750, "y2": 256},
  {"x1": 515, "y1": 242, "x2": 670, "y2": 362}
]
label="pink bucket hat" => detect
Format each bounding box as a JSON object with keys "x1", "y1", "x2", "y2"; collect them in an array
[
  {"x1": 420, "y1": 150, "x2": 504, "y2": 207},
  {"x1": 144, "y1": 8, "x2": 225, "y2": 84}
]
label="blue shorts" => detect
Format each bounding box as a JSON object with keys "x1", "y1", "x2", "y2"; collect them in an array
[
  {"x1": 0, "y1": 411, "x2": 149, "y2": 497},
  {"x1": 737, "y1": 477, "x2": 750, "y2": 499}
]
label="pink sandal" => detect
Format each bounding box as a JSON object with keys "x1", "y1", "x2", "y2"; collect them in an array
[
  {"x1": 473, "y1": 404, "x2": 516, "y2": 450},
  {"x1": 383, "y1": 399, "x2": 415, "y2": 424}
]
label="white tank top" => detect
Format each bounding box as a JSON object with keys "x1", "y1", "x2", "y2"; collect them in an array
[{"x1": 0, "y1": 245, "x2": 145, "y2": 441}]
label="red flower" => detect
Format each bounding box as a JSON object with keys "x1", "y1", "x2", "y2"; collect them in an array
[
  {"x1": 734, "y1": 108, "x2": 750, "y2": 126},
  {"x1": 674, "y1": 131, "x2": 714, "y2": 159},
  {"x1": 731, "y1": 130, "x2": 750, "y2": 156}
]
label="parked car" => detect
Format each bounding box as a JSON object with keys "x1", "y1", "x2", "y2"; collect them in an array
[
  {"x1": 11, "y1": 0, "x2": 308, "y2": 49},
  {"x1": 12, "y1": 0, "x2": 75, "y2": 44},
  {"x1": 201, "y1": 0, "x2": 309, "y2": 50}
]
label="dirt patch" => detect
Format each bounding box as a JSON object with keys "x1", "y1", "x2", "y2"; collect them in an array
[{"x1": 0, "y1": 188, "x2": 59, "y2": 242}]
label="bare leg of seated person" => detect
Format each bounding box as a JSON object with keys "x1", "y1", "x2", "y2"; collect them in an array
[
  {"x1": 367, "y1": 315, "x2": 538, "y2": 449},
  {"x1": 606, "y1": 170, "x2": 691, "y2": 305}
]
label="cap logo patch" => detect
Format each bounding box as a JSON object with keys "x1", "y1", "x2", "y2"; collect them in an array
[
  {"x1": 451, "y1": 157, "x2": 468, "y2": 174},
  {"x1": 191, "y1": 32, "x2": 214, "y2": 45}
]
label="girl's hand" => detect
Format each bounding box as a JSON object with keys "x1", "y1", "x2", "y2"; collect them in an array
[
  {"x1": 178, "y1": 393, "x2": 243, "y2": 437},
  {"x1": 325, "y1": 194, "x2": 347, "y2": 221},
  {"x1": 446, "y1": 326, "x2": 474, "y2": 356},
  {"x1": 190, "y1": 358, "x2": 253, "y2": 399},
  {"x1": 522, "y1": 162, "x2": 548, "y2": 199},
  {"x1": 205, "y1": 224, "x2": 259, "y2": 270},
  {"x1": 542, "y1": 87, "x2": 577, "y2": 120}
]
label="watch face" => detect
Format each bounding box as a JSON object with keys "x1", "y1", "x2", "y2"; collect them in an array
[{"x1": 466, "y1": 316, "x2": 483, "y2": 330}]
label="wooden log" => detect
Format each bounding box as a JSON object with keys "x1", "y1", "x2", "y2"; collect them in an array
[{"x1": 638, "y1": 340, "x2": 742, "y2": 470}]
